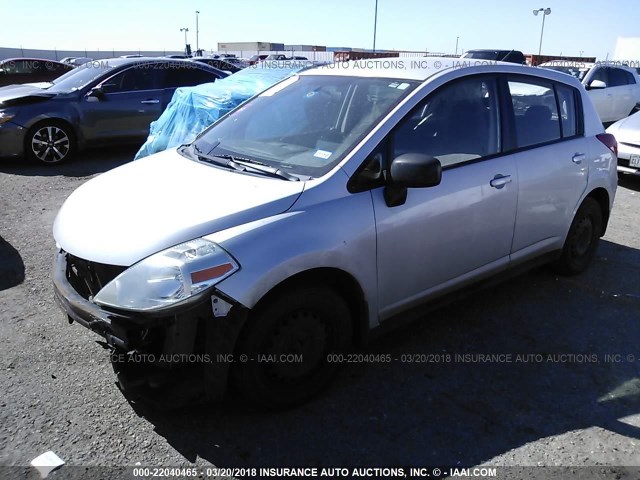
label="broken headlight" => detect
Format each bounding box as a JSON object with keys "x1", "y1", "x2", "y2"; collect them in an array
[{"x1": 93, "y1": 238, "x2": 238, "y2": 312}]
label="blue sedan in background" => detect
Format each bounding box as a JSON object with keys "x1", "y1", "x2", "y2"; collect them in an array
[{"x1": 0, "y1": 58, "x2": 227, "y2": 164}]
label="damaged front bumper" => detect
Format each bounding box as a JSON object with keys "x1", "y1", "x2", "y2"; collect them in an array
[{"x1": 52, "y1": 250, "x2": 248, "y2": 403}]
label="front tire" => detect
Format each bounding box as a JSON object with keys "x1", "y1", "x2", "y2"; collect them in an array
[
  {"x1": 231, "y1": 286, "x2": 353, "y2": 409},
  {"x1": 553, "y1": 197, "x2": 603, "y2": 275},
  {"x1": 25, "y1": 121, "x2": 76, "y2": 165}
]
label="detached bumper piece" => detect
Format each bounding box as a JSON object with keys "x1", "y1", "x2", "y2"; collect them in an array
[{"x1": 53, "y1": 250, "x2": 247, "y2": 406}]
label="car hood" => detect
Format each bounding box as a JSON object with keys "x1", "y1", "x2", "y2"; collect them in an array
[
  {"x1": 607, "y1": 111, "x2": 640, "y2": 144},
  {"x1": 0, "y1": 85, "x2": 56, "y2": 106},
  {"x1": 53, "y1": 149, "x2": 306, "y2": 266}
]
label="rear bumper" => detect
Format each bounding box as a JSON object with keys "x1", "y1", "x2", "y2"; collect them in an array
[
  {"x1": 0, "y1": 122, "x2": 26, "y2": 158},
  {"x1": 52, "y1": 250, "x2": 248, "y2": 402}
]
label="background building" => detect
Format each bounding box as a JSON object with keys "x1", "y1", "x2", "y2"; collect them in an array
[{"x1": 217, "y1": 42, "x2": 284, "y2": 51}]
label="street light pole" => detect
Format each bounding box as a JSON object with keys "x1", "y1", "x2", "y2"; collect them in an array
[
  {"x1": 373, "y1": 0, "x2": 378, "y2": 53},
  {"x1": 533, "y1": 8, "x2": 551, "y2": 57},
  {"x1": 455, "y1": 36, "x2": 459, "y2": 56},
  {"x1": 195, "y1": 11, "x2": 200, "y2": 53},
  {"x1": 180, "y1": 27, "x2": 189, "y2": 55}
]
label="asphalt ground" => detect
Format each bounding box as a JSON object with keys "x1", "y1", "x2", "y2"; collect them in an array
[{"x1": 1, "y1": 150, "x2": 639, "y2": 479}]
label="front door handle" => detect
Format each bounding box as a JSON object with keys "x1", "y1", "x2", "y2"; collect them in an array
[
  {"x1": 140, "y1": 99, "x2": 160, "y2": 104},
  {"x1": 490, "y1": 174, "x2": 512, "y2": 189},
  {"x1": 572, "y1": 153, "x2": 586, "y2": 164}
]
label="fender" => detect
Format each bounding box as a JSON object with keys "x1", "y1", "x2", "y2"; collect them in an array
[{"x1": 209, "y1": 171, "x2": 379, "y2": 329}]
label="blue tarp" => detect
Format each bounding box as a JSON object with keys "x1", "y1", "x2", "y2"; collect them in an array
[{"x1": 135, "y1": 63, "x2": 314, "y2": 159}]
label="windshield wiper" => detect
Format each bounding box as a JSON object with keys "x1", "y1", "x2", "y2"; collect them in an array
[
  {"x1": 196, "y1": 152, "x2": 246, "y2": 171},
  {"x1": 231, "y1": 157, "x2": 300, "y2": 182},
  {"x1": 188, "y1": 143, "x2": 241, "y2": 170},
  {"x1": 190, "y1": 144, "x2": 300, "y2": 181}
]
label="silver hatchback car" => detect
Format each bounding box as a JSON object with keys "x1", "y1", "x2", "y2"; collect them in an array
[{"x1": 52, "y1": 58, "x2": 618, "y2": 408}]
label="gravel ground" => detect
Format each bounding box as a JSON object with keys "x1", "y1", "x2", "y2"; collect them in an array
[{"x1": 0, "y1": 150, "x2": 639, "y2": 479}]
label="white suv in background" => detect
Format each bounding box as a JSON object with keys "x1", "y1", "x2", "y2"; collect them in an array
[{"x1": 541, "y1": 61, "x2": 640, "y2": 124}]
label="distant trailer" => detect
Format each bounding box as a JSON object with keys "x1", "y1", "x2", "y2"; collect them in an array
[
  {"x1": 333, "y1": 51, "x2": 400, "y2": 62},
  {"x1": 527, "y1": 54, "x2": 596, "y2": 66}
]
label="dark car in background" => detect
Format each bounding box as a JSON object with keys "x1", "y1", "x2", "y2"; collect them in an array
[
  {"x1": 0, "y1": 58, "x2": 227, "y2": 164},
  {"x1": 0, "y1": 58, "x2": 74, "y2": 87},
  {"x1": 248, "y1": 54, "x2": 268, "y2": 65},
  {"x1": 460, "y1": 49, "x2": 526, "y2": 64},
  {"x1": 192, "y1": 57, "x2": 244, "y2": 74}
]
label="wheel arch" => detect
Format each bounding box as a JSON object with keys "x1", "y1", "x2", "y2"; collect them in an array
[
  {"x1": 584, "y1": 187, "x2": 610, "y2": 236},
  {"x1": 248, "y1": 267, "x2": 370, "y2": 348},
  {"x1": 25, "y1": 117, "x2": 78, "y2": 140}
]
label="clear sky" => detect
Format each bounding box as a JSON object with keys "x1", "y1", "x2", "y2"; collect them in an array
[{"x1": 1, "y1": 0, "x2": 638, "y2": 59}]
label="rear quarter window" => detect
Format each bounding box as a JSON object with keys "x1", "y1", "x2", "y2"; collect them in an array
[{"x1": 555, "y1": 83, "x2": 579, "y2": 138}]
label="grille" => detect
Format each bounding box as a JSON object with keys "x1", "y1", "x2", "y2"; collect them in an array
[{"x1": 64, "y1": 252, "x2": 127, "y2": 300}]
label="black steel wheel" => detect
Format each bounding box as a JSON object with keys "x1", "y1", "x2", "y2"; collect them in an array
[
  {"x1": 553, "y1": 197, "x2": 603, "y2": 275},
  {"x1": 231, "y1": 286, "x2": 352, "y2": 409}
]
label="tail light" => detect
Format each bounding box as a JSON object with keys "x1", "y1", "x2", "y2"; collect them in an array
[{"x1": 596, "y1": 133, "x2": 618, "y2": 156}]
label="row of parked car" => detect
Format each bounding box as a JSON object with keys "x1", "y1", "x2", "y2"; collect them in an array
[
  {"x1": 0, "y1": 52, "x2": 639, "y2": 176},
  {"x1": 460, "y1": 49, "x2": 640, "y2": 124},
  {"x1": 459, "y1": 50, "x2": 640, "y2": 176},
  {"x1": 0, "y1": 54, "x2": 248, "y2": 88},
  {"x1": 0, "y1": 57, "x2": 229, "y2": 163},
  {"x1": 538, "y1": 60, "x2": 640, "y2": 175}
]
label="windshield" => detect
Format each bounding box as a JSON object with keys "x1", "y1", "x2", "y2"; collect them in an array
[
  {"x1": 192, "y1": 75, "x2": 418, "y2": 178},
  {"x1": 48, "y1": 61, "x2": 115, "y2": 92},
  {"x1": 540, "y1": 65, "x2": 589, "y2": 81}
]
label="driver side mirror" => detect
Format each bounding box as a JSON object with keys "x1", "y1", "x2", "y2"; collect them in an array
[
  {"x1": 588, "y1": 79, "x2": 607, "y2": 90},
  {"x1": 384, "y1": 153, "x2": 442, "y2": 207},
  {"x1": 87, "y1": 85, "x2": 105, "y2": 100}
]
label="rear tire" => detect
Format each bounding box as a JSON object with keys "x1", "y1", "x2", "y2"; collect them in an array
[
  {"x1": 231, "y1": 286, "x2": 352, "y2": 409},
  {"x1": 25, "y1": 120, "x2": 76, "y2": 165},
  {"x1": 553, "y1": 197, "x2": 603, "y2": 275}
]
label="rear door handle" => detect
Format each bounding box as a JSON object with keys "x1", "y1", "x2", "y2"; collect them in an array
[
  {"x1": 572, "y1": 153, "x2": 586, "y2": 164},
  {"x1": 140, "y1": 99, "x2": 160, "y2": 104},
  {"x1": 490, "y1": 174, "x2": 512, "y2": 189}
]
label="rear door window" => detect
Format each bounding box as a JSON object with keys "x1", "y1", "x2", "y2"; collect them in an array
[
  {"x1": 608, "y1": 67, "x2": 630, "y2": 87},
  {"x1": 508, "y1": 79, "x2": 561, "y2": 148},
  {"x1": 160, "y1": 65, "x2": 219, "y2": 88}
]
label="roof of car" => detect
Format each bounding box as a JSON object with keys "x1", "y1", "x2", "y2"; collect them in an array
[
  {"x1": 466, "y1": 49, "x2": 511, "y2": 52},
  {"x1": 301, "y1": 56, "x2": 586, "y2": 87},
  {"x1": 0, "y1": 57, "x2": 68, "y2": 64},
  {"x1": 82, "y1": 57, "x2": 214, "y2": 67}
]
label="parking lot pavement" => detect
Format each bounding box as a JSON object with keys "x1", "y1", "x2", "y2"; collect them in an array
[{"x1": 0, "y1": 150, "x2": 639, "y2": 472}]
